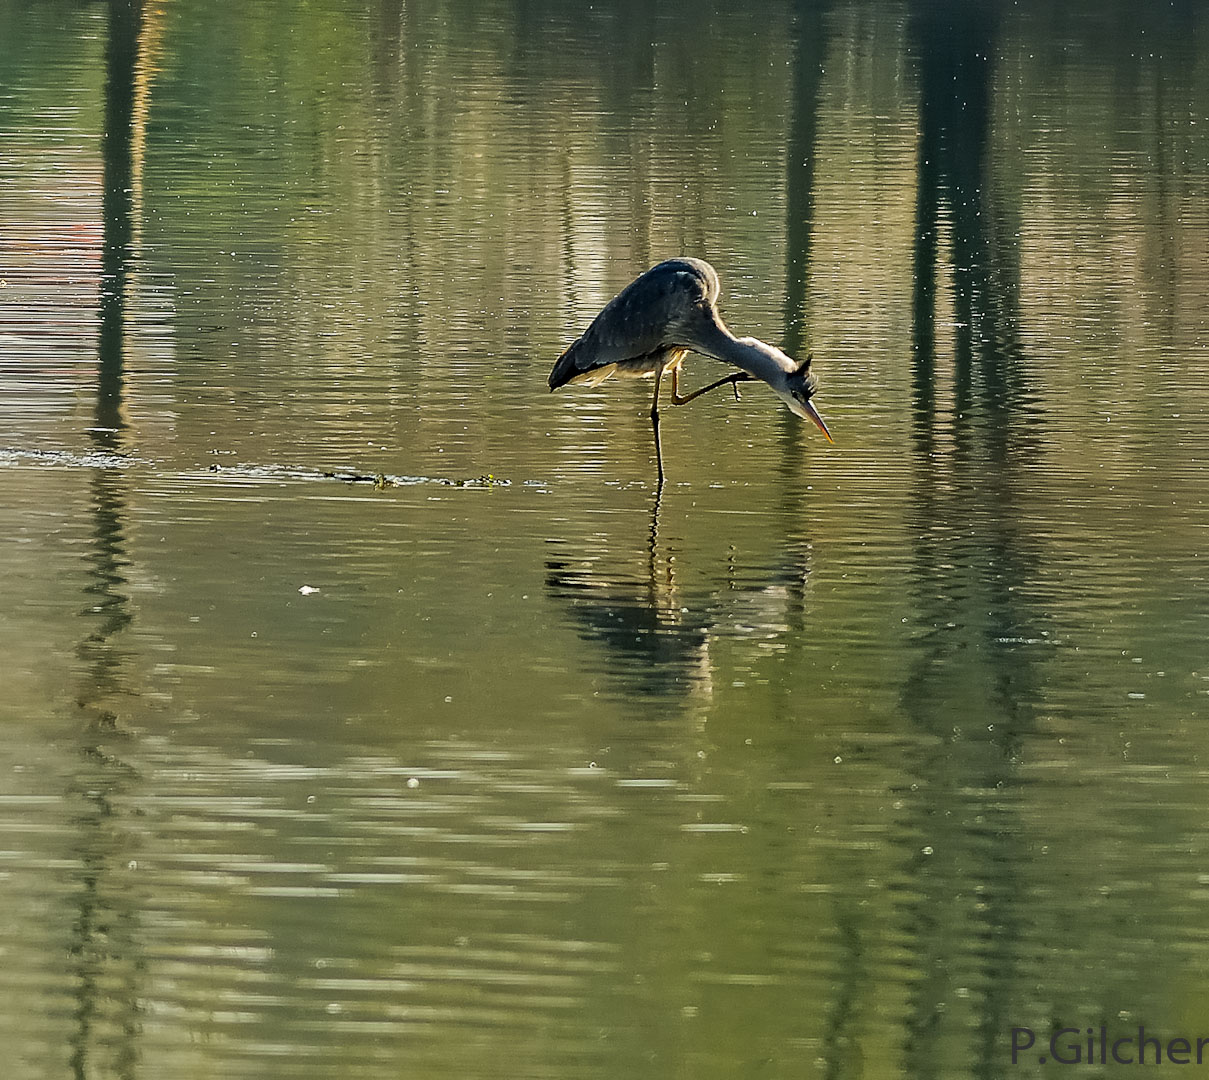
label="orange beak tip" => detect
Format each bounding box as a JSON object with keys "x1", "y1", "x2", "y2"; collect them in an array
[{"x1": 804, "y1": 401, "x2": 834, "y2": 444}]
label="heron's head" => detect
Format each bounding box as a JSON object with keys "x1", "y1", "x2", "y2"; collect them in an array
[{"x1": 772, "y1": 353, "x2": 833, "y2": 443}]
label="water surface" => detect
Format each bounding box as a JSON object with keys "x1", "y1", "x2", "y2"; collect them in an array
[{"x1": 3, "y1": 1, "x2": 1209, "y2": 1077}]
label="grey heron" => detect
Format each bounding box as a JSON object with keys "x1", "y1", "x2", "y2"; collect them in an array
[{"x1": 548, "y1": 257, "x2": 833, "y2": 481}]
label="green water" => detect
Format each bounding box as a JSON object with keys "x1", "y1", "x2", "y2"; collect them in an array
[{"x1": 2, "y1": 1, "x2": 1208, "y2": 1076}]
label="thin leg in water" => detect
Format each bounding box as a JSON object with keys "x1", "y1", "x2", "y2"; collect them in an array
[{"x1": 650, "y1": 365, "x2": 665, "y2": 487}]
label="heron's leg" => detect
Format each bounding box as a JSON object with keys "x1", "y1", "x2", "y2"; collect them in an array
[
  {"x1": 670, "y1": 367, "x2": 753, "y2": 405},
  {"x1": 650, "y1": 366, "x2": 665, "y2": 486}
]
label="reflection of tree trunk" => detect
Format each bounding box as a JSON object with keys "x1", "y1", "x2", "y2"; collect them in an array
[
  {"x1": 901, "y1": 3, "x2": 1040, "y2": 1077},
  {"x1": 782, "y1": 1, "x2": 829, "y2": 360},
  {"x1": 778, "y1": 1, "x2": 830, "y2": 476},
  {"x1": 775, "y1": 0, "x2": 827, "y2": 604},
  {"x1": 97, "y1": 0, "x2": 142, "y2": 441},
  {"x1": 910, "y1": 75, "x2": 939, "y2": 441},
  {"x1": 778, "y1": 20, "x2": 877, "y2": 1074},
  {"x1": 67, "y1": 745, "x2": 144, "y2": 1080},
  {"x1": 78, "y1": 469, "x2": 135, "y2": 732},
  {"x1": 69, "y1": 4, "x2": 148, "y2": 1075},
  {"x1": 82, "y1": 0, "x2": 144, "y2": 727}
]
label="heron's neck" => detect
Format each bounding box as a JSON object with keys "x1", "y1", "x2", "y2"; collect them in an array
[{"x1": 690, "y1": 320, "x2": 792, "y2": 386}]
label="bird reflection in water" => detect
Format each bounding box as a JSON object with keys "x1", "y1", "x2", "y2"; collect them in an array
[{"x1": 545, "y1": 488, "x2": 814, "y2": 701}]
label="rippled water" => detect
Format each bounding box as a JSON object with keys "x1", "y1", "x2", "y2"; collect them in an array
[{"x1": 3, "y1": 0, "x2": 1209, "y2": 1076}]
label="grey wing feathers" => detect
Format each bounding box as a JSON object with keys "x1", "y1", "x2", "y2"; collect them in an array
[{"x1": 548, "y1": 259, "x2": 717, "y2": 390}]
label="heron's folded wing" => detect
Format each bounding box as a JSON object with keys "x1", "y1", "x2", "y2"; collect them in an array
[{"x1": 548, "y1": 265, "x2": 710, "y2": 390}]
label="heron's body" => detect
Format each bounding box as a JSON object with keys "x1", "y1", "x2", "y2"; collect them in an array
[
  {"x1": 549, "y1": 258, "x2": 722, "y2": 391},
  {"x1": 548, "y1": 258, "x2": 831, "y2": 481}
]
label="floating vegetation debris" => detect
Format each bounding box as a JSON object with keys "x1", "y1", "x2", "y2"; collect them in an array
[
  {"x1": 323, "y1": 470, "x2": 510, "y2": 489},
  {"x1": 0, "y1": 446, "x2": 143, "y2": 470},
  {"x1": 2, "y1": 449, "x2": 510, "y2": 490}
]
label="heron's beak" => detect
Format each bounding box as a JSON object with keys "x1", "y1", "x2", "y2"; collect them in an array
[
  {"x1": 784, "y1": 394, "x2": 834, "y2": 443},
  {"x1": 802, "y1": 399, "x2": 833, "y2": 443}
]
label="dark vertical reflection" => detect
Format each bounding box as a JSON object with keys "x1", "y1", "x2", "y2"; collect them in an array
[
  {"x1": 901, "y1": 2, "x2": 1043, "y2": 1077},
  {"x1": 96, "y1": 0, "x2": 141, "y2": 442},
  {"x1": 777, "y1": 1, "x2": 828, "y2": 618},
  {"x1": 69, "y1": 3, "x2": 147, "y2": 1077},
  {"x1": 76, "y1": 469, "x2": 135, "y2": 736},
  {"x1": 780, "y1": 0, "x2": 831, "y2": 473},
  {"x1": 66, "y1": 749, "x2": 144, "y2": 1080},
  {"x1": 782, "y1": 0, "x2": 830, "y2": 359},
  {"x1": 778, "y1": 13, "x2": 873, "y2": 1075},
  {"x1": 1140, "y1": 2, "x2": 1198, "y2": 350}
]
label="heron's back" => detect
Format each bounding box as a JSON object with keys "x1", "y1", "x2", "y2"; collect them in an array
[{"x1": 548, "y1": 258, "x2": 720, "y2": 391}]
